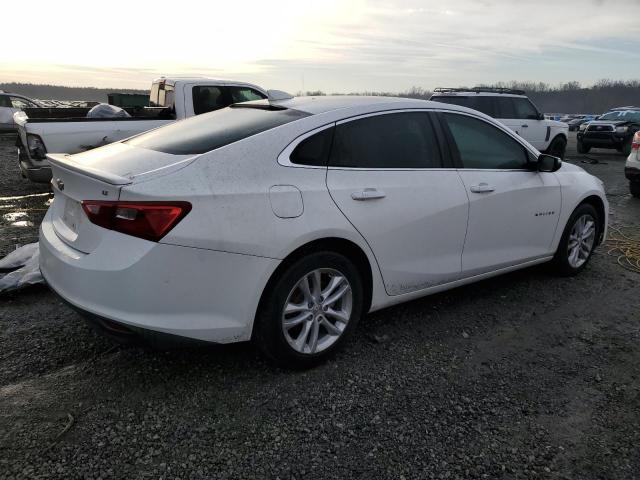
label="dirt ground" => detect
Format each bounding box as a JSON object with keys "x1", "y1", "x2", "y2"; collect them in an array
[{"x1": 0, "y1": 133, "x2": 639, "y2": 479}]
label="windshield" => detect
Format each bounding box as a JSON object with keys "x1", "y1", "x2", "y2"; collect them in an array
[
  {"x1": 599, "y1": 110, "x2": 640, "y2": 122},
  {"x1": 125, "y1": 105, "x2": 310, "y2": 155}
]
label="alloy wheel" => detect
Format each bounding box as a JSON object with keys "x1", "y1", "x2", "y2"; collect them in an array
[
  {"x1": 281, "y1": 268, "x2": 353, "y2": 355},
  {"x1": 567, "y1": 214, "x2": 596, "y2": 268}
]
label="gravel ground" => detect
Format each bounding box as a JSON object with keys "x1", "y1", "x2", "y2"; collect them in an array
[{"x1": 1, "y1": 133, "x2": 639, "y2": 479}]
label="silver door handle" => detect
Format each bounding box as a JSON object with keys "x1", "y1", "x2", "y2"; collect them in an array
[
  {"x1": 469, "y1": 183, "x2": 495, "y2": 193},
  {"x1": 351, "y1": 188, "x2": 386, "y2": 201}
]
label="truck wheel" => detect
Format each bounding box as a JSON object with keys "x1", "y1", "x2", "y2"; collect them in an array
[
  {"x1": 547, "y1": 136, "x2": 567, "y2": 159},
  {"x1": 577, "y1": 140, "x2": 591, "y2": 154},
  {"x1": 630, "y1": 182, "x2": 640, "y2": 198}
]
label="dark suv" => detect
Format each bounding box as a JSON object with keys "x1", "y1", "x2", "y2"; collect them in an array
[{"x1": 577, "y1": 107, "x2": 640, "y2": 155}]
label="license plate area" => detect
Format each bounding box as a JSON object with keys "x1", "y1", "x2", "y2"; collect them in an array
[{"x1": 62, "y1": 199, "x2": 83, "y2": 234}]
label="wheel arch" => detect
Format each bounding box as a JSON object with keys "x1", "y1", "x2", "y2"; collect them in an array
[{"x1": 253, "y1": 237, "x2": 375, "y2": 336}]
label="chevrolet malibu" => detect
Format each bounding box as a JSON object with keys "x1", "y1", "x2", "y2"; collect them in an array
[{"x1": 40, "y1": 96, "x2": 608, "y2": 368}]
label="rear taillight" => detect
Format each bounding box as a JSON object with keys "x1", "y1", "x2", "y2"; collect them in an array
[
  {"x1": 26, "y1": 133, "x2": 47, "y2": 160},
  {"x1": 632, "y1": 132, "x2": 640, "y2": 151},
  {"x1": 81, "y1": 201, "x2": 191, "y2": 242}
]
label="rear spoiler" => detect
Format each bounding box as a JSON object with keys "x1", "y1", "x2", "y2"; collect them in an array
[{"x1": 46, "y1": 153, "x2": 132, "y2": 186}]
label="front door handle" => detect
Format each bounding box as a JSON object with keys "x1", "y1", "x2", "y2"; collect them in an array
[
  {"x1": 351, "y1": 188, "x2": 386, "y2": 201},
  {"x1": 469, "y1": 183, "x2": 495, "y2": 193},
  {"x1": 521, "y1": 124, "x2": 529, "y2": 128}
]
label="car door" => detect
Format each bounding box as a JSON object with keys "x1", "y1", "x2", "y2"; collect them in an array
[
  {"x1": 326, "y1": 111, "x2": 469, "y2": 296},
  {"x1": 439, "y1": 111, "x2": 561, "y2": 276}
]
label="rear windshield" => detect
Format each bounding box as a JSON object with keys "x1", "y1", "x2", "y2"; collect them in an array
[{"x1": 126, "y1": 105, "x2": 310, "y2": 155}]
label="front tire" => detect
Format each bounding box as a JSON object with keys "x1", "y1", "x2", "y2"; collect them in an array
[
  {"x1": 551, "y1": 204, "x2": 599, "y2": 276},
  {"x1": 577, "y1": 140, "x2": 591, "y2": 154},
  {"x1": 630, "y1": 181, "x2": 640, "y2": 198},
  {"x1": 254, "y1": 252, "x2": 364, "y2": 368}
]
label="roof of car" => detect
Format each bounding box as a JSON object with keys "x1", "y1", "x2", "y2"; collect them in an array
[{"x1": 269, "y1": 95, "x2": 439, "y2": 115}]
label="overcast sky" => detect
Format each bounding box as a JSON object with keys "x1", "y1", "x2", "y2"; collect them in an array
[{"x1": 2, "y1": 0, "x2": 639, "y2": 92}]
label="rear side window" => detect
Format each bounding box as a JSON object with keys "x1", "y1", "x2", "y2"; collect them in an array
[
  {"x1": 443, "y1": 113, "x2": 529, "y2": 169},
  {"x1": 192, "y1": 86, "x2": 231, "y2": 115},
  {"x1": 290, "y1": 127, "x2": 334, "y2": 166},
  {"x1": 329, "y1": 112, "x2": 442, "y2": 169},
  {"x1": 0, "y1": 96, "x2": 10, "y2": 108},
  {"x1": 229, "y1": 87, "x2": 266, "y2": 103},
  {"x1": 126, "y1": 105, "x2": 310, "y2": 155},
  {"x1": 494, "y1": 97, "x2": 517, "y2": 119},
  {"x1": 431, "y1": 96, "x2": 496, "y2": 117}
]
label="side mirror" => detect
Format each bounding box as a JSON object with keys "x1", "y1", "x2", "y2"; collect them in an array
[
  {"x1": 538, "y1": 154, "x2": 562, "y2": 172},
  {"x1": 537, "y1": 112, "x2": 545, "y2": 121}
]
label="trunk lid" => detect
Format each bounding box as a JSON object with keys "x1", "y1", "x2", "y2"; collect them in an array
[{"x1": 46, "y1": 142, "x2": 195, "y2": 253}]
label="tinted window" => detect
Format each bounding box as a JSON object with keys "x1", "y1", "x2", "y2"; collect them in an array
[
  {"x1": 10, "y1": 97, "x2": 37, "y2": 109},
  {"x1": 192, "y1": 86, "x2": 230, "y2": 115},
  {"x1": 229, "y1": 87, "x2": 266, "y2": 103},
  {"x1": 494, "y1": 97, "x2": 517, "y2": 119},
  {"x1": 0, "y1": 96, "x2": 11, "y2": 108},
  {"x1": 431, "y1": 96, "x2": 496, "y2": 117},
  {"x1": 443, "y1": 113, "x2": 529, "y2": 169},
  {"x1": 329, "y1": 113, "x2": 441, "y2": 169},
  {"x1": 126, "y1": 105, "x2": 310, "y2": 155},
  {"x1": 291, "y1": 127, "x2": 334, "y2": 166},
  {"x1": 513, "y1": 98, "x2": 539, "y2": 119}
]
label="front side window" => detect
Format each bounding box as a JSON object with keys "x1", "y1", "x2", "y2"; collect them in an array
[
  {"x1": 329, "y1": 112, "x2": 442, "y2": 169},
  {"x1": 126, "y1": 104, "x2": 309, "y2": 155},
  {"x1": 192, "y1": 86, "x2": 230, "y2": 115},
  {"x1": 229, "y1": 87, "x2": 266, "y2": 103},
  {"x1": 513, "y1": 98, "x2": 539, "y2": 120},
  {"x1": 443, "y1": 113, "x2": 529, "y2": 169}
]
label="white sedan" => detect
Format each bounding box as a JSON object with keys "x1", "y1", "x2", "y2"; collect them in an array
[{"x1": 40, "y1": 96, "x2": 608, "y2": 368}]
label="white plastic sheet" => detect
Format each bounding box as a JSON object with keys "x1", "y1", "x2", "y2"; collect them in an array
[
  {"x1": 86, "y1": 103, "x2": 130, "y2": 118},
  {"x1": 0, "y1": 243, "x2": 43, "y2": 293}
]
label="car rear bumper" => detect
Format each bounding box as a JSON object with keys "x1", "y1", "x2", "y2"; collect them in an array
[
  {"x1": 20, "y1": 161, "x2": 52, "y2": 182},
  {"x1": 39, "y1": 208, "x2": 279, "y2": 344}
]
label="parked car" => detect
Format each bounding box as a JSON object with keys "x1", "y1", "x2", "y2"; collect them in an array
[
  {"x1": 0, "y1": 91, "x2": 41, "y2": 132},
  {"x1": 14, "y1": 77, "x2": 268, "y2": 182},
  {"x1": 577, "y1": 107, "x2": 640, "y2": 155},
  {"x1": 625, "y1": 131, "x2": 640, "y2": 197},
  {"x1": 39, "y1": 96, "x2": 608, "y2": 368},
  {"x1": 430, "y1": 88, "x2": 569, "y2": 158}
]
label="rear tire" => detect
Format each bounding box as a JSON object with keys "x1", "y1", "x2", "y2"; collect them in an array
[
  {"x1": 547, "y1": 136, "x2": 567, "y2": 159},
  {"x1": 551, "y1": 204, "x2": 599, "y2": 276},
  {"x1": 577, "y1": 140, "x2": 591, "y2": 154},
  {"x1": 254, "y1": 251, "x2": 364, "y2": 369},
  {"x1": 630, "y1": 181, "x2": 640, "y2": 198}
]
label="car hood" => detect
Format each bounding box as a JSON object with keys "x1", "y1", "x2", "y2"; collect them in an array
[{"x1": 587, "y1": 119, "x2": 631, "y2": 127}]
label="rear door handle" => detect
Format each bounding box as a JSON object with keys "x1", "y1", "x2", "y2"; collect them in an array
[
  {"x1": 351, "y1": 188, "x2": 386, "y2": 201},
  {"x1": 469, "y1": 183, "x2": 495, "y2": 193}
]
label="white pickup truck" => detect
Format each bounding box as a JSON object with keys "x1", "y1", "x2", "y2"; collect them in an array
[{"x1": 15, "y1": 77, "x2": 268, "y2": 182}]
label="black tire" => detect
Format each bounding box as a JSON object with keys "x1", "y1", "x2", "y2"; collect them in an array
[
  {"x1": 577, "y1": 140, "x2": 591, "y2": 154},
  {"x1": 254, "y1": 251, "x2": 364, "y2": 368},
  {"x1": 551, "y1": 203, "x2": 600, "y2": 276},
  {"x1": 547, "y1": 136, "x2": 567, "y2": 159},
  {"x1": 630, "y1": 181, "x2": 640, "y2": 198}
]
